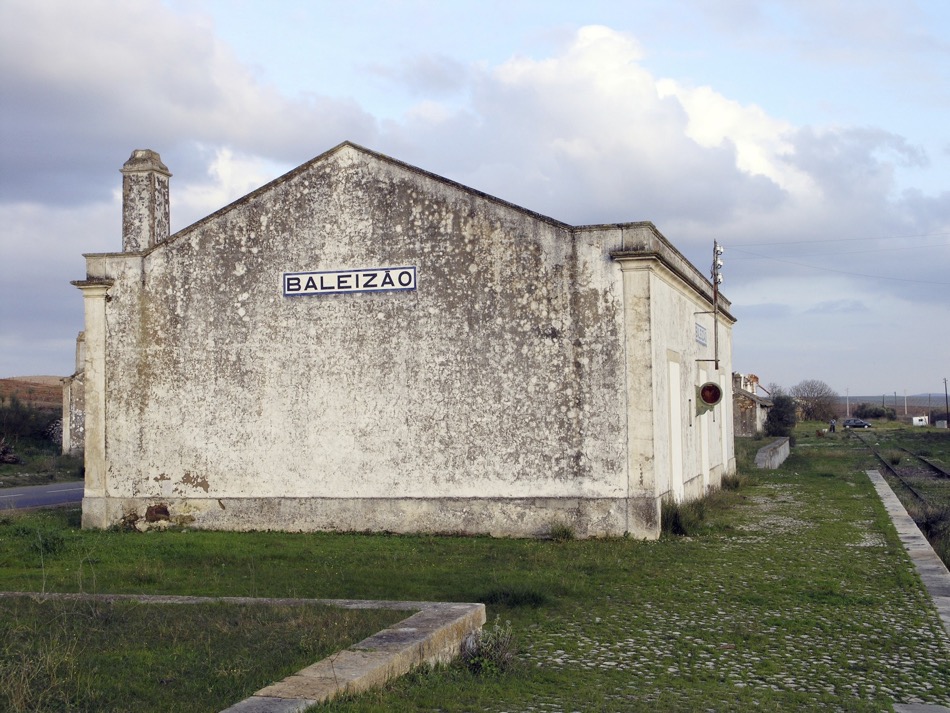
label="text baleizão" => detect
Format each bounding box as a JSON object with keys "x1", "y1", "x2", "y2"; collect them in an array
[{"x1": 283, "y1": 266, "x2": 417, "y2": 296}]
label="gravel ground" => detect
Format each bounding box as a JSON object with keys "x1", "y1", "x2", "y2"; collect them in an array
[{"x1": 501, "y1": 479, "x2": 950, "y2": 712}]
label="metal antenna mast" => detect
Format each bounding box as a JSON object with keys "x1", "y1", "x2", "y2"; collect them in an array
[
  {"x1": 711, "y1": 241, "x2": 724, "y2": 371},
  {"x1": 696, "y1": 241, "x2": 724, "y2": 372}
]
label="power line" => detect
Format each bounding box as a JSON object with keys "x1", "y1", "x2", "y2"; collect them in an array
[
  {"x1": 730, "y1": 231, "x2": 950, "y2": 247},
  {"x1": 728, "y1": 249, "x2": 950, "y2": 285},
  {"x1": 730, "y1": 242, "x2": 949, "y2": 259}
]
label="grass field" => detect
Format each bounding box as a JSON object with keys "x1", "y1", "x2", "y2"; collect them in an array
[
  {"x1": 1, "y1": 595, "x2": 403, "y2": 713},
  {"x1": 1, "y1": 424, "x2": 949, "y2": 711},
  {"x1": 0, "y1": 439, "x2": 83, "y2": 488}
]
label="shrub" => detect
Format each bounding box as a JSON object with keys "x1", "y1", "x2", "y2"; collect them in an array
[
  {"x1": 765, "y1": 395, "x2": 797, "y2": 437},
  {"x1": 853, "y1": 403, "x2": 896, "y2": 420},
  {"x1": 0, "y1": 396, "x2": 59, "y2": 444},
  {"x1": 460, "y1": 618, "x2": 517, "y2": 676}
]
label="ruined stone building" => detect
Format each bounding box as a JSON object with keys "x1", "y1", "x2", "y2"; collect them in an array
[
  {"x1": 732, "y1": 373, "x2": 772, "y2": 437},
  {"x1": 68, "y1": 142, "x2": 735, "y2": 538}
]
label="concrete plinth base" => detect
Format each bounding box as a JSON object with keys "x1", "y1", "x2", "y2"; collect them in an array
[{"x1": 81, "y1": 494, "x2": 661, "y2": 539}]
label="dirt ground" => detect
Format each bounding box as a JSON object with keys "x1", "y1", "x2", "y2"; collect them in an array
[{"x1": 0, "y1": 376, "x2": 64, "y2": 411}]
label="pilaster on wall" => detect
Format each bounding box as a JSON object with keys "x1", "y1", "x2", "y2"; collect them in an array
[
  {"x1": 616, "y1": 259, "x2": 659, "y2": 537},
  {"x1": 72, "y1": 281, "x2": 112, "y2": 528}
]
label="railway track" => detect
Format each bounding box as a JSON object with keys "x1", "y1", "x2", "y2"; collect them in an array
[
  {"x1": 851, "y1": 432, "x2": 948, "y2": 507},
  {"x1": 896, "y1": 446, "x2": 950, "y2": 479}
]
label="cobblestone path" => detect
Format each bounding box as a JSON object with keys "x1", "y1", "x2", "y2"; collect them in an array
[{"x1": 501, "y1": 476, "x2": 950, "y2": 712}]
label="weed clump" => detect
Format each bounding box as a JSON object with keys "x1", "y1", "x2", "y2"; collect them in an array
[
  {"x1": 477, "y1": 584, "x2": 548, "y2": 608},
  {"x1": 721, "y1": 473, "x2": 751, "y2": 491},
  {"x1": 661, "y1": 496, "x2": 707, "y2": 536},
  {"x1": 547, "y1": 520, "x2": 575, "y2": 542},
  {"x1": 911, "y1": 504, "x2": 950, "y2": 542},
  {"x1": 884, "y1": 450, "x2": 903, "y2": 466},
  {"x1": 460, "y1": 618, "x2": 517, "y2": 676},
  {"x1": 12, "y1": 524, "x2": 66, "y2": 557}
]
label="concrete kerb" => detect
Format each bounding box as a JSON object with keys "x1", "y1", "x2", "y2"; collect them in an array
[
  {"x1": 866, "y1": 470, "x2": 950, "y2": 640},
  {"x1": 226, "y1": 601, "x2": 485, "y2": 712},
  {"x1": 0, "y1": 592, "x2": 485, "y2": 712}
]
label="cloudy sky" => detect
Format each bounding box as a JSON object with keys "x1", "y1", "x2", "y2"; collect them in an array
[{"x1": 1, "y1": 0, "x2": 948, "y2": 397}]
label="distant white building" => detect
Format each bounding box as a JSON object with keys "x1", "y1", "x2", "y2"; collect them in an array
[{"x1": 69, "y1": 143, "x2": 736, "y2": 538}]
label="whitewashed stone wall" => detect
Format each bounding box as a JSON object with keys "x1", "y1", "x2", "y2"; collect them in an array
[
  {"x1": 75, "y1": 143, "x2": 735, "y2": 537},
  {"x1": 61, "y1": 332, "x2": 86, "y2": 456}
]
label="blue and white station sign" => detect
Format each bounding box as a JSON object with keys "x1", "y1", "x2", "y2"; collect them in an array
[{"x1": 283, "y1": 266, "x2": 417, "y2": 297}]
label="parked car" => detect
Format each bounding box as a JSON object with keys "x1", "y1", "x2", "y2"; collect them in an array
[{"x1": 843, "y1": 418, "x2": 872, "y2": 429}]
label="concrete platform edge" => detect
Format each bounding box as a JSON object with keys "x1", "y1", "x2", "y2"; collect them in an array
[
  {"x1": 867, "y1": 470, "x2": 950, "y2": 713},
  {"x1": 866, "y1": 470, "x2": 950, "y2": 638}
]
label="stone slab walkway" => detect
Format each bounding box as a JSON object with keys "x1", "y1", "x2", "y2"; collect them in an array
[{"x1": 514, "y1": 468, "x2": 950, "y2": 711}]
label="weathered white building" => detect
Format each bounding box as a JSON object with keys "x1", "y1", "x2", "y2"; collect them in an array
[{"x1": 71, "y1": 142, "x2": 735, "y2": 538}]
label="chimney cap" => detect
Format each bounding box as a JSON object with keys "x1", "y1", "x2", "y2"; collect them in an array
[{"x1": 120, "y1": 149, "x2": 171, "y2": 176}]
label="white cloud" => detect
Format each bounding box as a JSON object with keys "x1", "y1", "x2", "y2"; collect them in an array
[
  {"x1": 380, "y1": 24, "x2": 784, "y2": 234},
  {"x1": 1, "y1": 8, "x2": 947, "y2": 390},
  {"x1": 654, "y1": 80, "x2": 812, "y2": 194},
  {"x1": 0, "y1": 0, "x2": 378, "y2": 205},
  {"x1": 377, "y1": 25, "x2": 949, "y2": 319},
  {"x1": 173, "y1": 147, "x2": 292, "y2": 230}
]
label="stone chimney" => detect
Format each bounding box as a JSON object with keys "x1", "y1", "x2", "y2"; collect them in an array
[{"x1": 120, "y1": 149, "x2": 171, "y2": 252}]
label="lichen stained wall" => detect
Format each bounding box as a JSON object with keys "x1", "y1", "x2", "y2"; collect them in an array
[
  {"x1": 646, "y1": 266, "x2": 735, "y2": 502},
  {"x1": 102, "y1": 146, "x2": 628, "y2": 519},
  {"x1": 611, "y1": 224, "x2": 736, "y2": 513}
]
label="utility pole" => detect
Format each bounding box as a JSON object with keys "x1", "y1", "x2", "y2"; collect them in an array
[
  {"x1": 904, "y1": 390, "x2": 907, "y2": 416},
  {"x1": 846, "y1": 388, "x2": 850, "y2": 418},
  {"x1": 944, "y1": 378, "x2": 949, "y2": 428}
]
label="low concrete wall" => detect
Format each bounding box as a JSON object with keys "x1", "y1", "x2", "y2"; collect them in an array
[{"x1": 754, "y1": 438, "x2": 790, "y2": 469}]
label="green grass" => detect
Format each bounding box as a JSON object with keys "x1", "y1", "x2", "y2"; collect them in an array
[
  {"x1": 0, "y1": 596, "x2": 403, "y2": 713},
  {"x1": 0, "y1": 437, "x2": 83, "y2": 488},
  {"x1": 1, "y1": 425, "x2": 949, "y2": 711}
]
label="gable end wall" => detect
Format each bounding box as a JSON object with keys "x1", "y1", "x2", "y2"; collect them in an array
[{"x1": 83, "y1": 146, "x2": 636, "y2": 537}]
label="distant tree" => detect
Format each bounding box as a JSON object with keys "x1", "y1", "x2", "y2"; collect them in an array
[
  {"x1": 765, "y1": 395, "x2": 797, "y2": 437},
  {"x1": 853, "y1": 403, "x2": 896, "y2": 420},
  {"x1": 790, "y1": 379, "x2": 839, "y2": 421},
  {"x1": 766, "y1": 382, "x2": 785, "y2": 397},
  {"x1": 0, "y1": 395, "x2": 58, "y2": 444}
]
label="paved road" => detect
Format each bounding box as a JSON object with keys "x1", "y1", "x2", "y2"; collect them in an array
[{"x1": 0, "y1": 482, "x2": 83, "y2": 510}]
